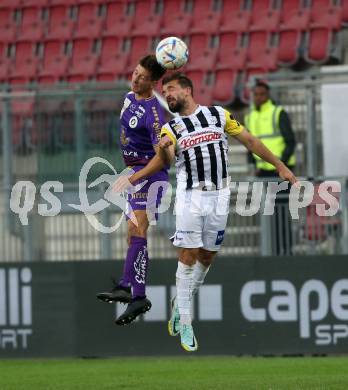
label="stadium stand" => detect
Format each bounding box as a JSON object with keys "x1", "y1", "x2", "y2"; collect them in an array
[
  {"x1": 279, "y1": 0, "x2": 310, "y2": 30},
  {"x1": 46, "y1": 4, "x2": 76, "y2": 40},
  {"x1": 131, "y1": 0, "x2": 162, "y2": 37},
  {"x1": 67, "y1": 38, "x2": 99, "y2": 82},
  {"x1": 161, "y1": 0, "x2": 191, "y2": 36},
  {"x1": 246, "y1": 31, "x2": 278, "y2": 72},
  {"x1": 39, "y1": 40, "x2": 70, "y2": 84},
  {"x1": 190, "y1": 0, "x2": 221, "y2": 34},
  {"x1": 0, "y1": 0, "x2": 346, "y2": 104},
  {"x1": 74, "y1": 2, "x2": 104, "y2": 39},
  {"x1": 186, "y1": 33, "x2": 218, "y2": 71},
  {"x1": 305, "y1": 28, "x2": 335, "y2": 64},
  {"x1": 249, "y1": 0, "x2": 281, "y2": 32},
  {"x1": 310, "y1": 0, "x2": 342, "y2": 29},
  {"x1": 220, "y1": 0, "x2": 251, "y2": 33},
  {"x1": 343, "y1": 0, "x2": 348, "y2": 25},
  {"x1": 128, "y1": 36, "x2": 156, "y2": 72},
  {"x1": 212, "y1": 69, "x2": 237, "y2": 104},
  {"x1": 17, "y1": 6, "x2": 46, "y2": 41},
  {"x1": 0, "y1": 7, "x2": 17, "y2": 42},
  {"x1": 10, "y1": 41, "x2": 39, "y2": 84},
  {"x1": 96, "y1": 37, "x2": 129, "y2": 81},
  {"x1": 216, "y1": 32, "x2": 247, "y2": 71},
  {"x1": 103, "y1": 1, "x2": 134, "y2": 38}
]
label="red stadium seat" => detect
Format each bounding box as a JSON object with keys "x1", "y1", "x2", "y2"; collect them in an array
[
  {"x1": 128, "y1": 36, "x2": 154, "y2": 71},
  {"x1": 46, "y1": 5, "x2": 76, "y2": 40},
  {"x1": 186, "y1": 50, "x2": 217, "y2": 71},
  {"x1": 279, "y1": 0, "x2": 310, "y2": 31},
  {"x1": 74, "y1": 3, "x2": 104, "y2": 39},
  {"x1": 278, "y1": 30, "x2": 302, "y2": 66},
  {"x1": 0, "y1": 0, "x2": 21, "y2": 7},
  {"x1": 246, "y1": 32, "x2": 278, "y2": 71},
  {"x1": 197, "y1": 85, "x2": 213, "y2": 106},
  {"x1": 76, "y1": 0, "x2": 105, "y2": 3},
  {"x1": 185, "y1": 69, "x2": 213, "y2": 105},
  {"x1": 186, "y1": 34, "x2": 218, "y2": 71},
  {"x1": 9, "y1": 42, "x2": 39, "y2": 84},
  {"x1": 220, "y1": 0, "x2": 251, "y2": 33},
  {"x1": 39, "y1": 40, "x2": 70, "y2": 84},
  {"x1": 21, "y1": 0, "x2": 50, "y2": 6},
  {"x1": 96, "y1": 37, "x2": 129, "y2": 81},
  {"x1": 17, "y1": 7, "x2": 45, "y2": 41},
  {"x1": 161, "y1": 0, "x2": 191, "y2": 36},
  {"x1": 104, "y1": 1, "x2": 134, "y2": 38},
  {"x1": 185, "y1": 70, "x2": 214, "y2": 105},
  {"x1": 132, "y1": 0, "x2": 162, "y2": 37},
  {"x1": 187, "y1": 34, "x2": 210, "y2": 63},
  {"x1": 0, "y1": 57, "x2": 12, "y2": 83},
  {"x1": 212, "y1": 69, "x2": 237, "y2": 104},
  {"x1": 185, "y1": 70, "x2": 205, "y2": 88},
  {"x1": 67, "y1": 39, "x2": 98, "y2": 82},
  {"x1": 50, "y1": 0, "x2": 76, "y2": 5},
  {"x1": 0, "y1": 8, "x2": 17, "y2": 42},
  {"x1": 216, "y1": 32, "x2": 247, "y2": 70},
  {"x1": 250, "y1": 0, "x2": 281, "y2": 32},
  {"x1": 305, "y1": 28, "x2": 333, "y2": 63},
  {"x1": 343, "y1": 0, "x2": 348, "y2": 25},
  {"x1": 190, "y1": 0, "x2": 221, "y2": 34},
  {"x1": 310, "y1": 0, "x2": 342, "y2": 30}
]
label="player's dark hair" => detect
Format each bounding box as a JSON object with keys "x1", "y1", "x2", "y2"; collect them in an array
[
  {"x1": 162, "y1": 72, "x2": 194, "y2": 96},
  {"x1": 254, "y1": 79, "x2": 270, "y2": 91},
  {"x1": 139, "y1": 54, "x2": 167, "y2": 81}
]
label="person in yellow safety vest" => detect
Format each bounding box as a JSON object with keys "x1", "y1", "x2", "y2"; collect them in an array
[
  {"x1": 245, "y1": 80, "x2": 296, "y2": 177},
  {"x1": 245, "y1": 80, "x2": 296, "y2": 256}
]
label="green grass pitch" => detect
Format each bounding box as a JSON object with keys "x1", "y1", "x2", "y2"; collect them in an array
[{"x1": 1, "y1": 356, "x2": 348, "y2": 390}]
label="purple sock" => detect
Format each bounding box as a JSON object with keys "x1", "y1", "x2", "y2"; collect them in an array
[
  {"x1": 119, "y1": 236, "x2": 149, "y2": 298},
  {"x1": 118, "y1": 254, "x2": 133, "y2": 289}
]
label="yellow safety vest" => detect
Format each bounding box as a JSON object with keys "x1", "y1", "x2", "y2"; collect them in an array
[{"x1": 245, "y1": 100, "x2": 296, "y2": 171}]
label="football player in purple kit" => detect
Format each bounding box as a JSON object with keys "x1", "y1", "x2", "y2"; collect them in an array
[{"x1": 97, "y1": 55, "x2": 167, "y2": 325}]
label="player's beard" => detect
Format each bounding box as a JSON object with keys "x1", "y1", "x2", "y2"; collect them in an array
[{"x1": 168, "y1": 98, "x2": 185, "y2": 113}]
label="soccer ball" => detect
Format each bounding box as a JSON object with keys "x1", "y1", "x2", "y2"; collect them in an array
[{"x1": 155, "y1": 37, "x2": 189, "y2": 70}]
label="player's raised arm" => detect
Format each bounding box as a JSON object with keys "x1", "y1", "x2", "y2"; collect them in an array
[
  {"x1": 234, "y1": 129, "x2": 298, "y2": 184},
  {"x1": 223, "y1": 109, "x2": 297, "y2": 184}
]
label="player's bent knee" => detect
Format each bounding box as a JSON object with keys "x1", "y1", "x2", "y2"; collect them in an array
[
  {"x1": 178, "y1": 248, "x2": 199, "y2": 266},
  {"x1": 198, "y1": 248, "x2": 217, "y2": 266}
]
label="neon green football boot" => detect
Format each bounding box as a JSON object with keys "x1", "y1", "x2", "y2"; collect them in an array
[{"x1": 168, "y1": 296, "x2": 180, "y2": 337}]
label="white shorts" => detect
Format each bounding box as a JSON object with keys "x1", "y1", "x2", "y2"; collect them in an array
[{"x1": 172, "y1": 187, "x2": 230, "y2": 251}]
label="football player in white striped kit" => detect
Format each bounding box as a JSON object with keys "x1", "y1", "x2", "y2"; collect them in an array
[{"x1": 115, "y1": 72, "x2": 297, "y2": 352}]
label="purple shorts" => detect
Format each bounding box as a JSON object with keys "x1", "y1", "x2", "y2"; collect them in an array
[{"x1": 126, "y1": 166, "x2": 169, "y2": 221}]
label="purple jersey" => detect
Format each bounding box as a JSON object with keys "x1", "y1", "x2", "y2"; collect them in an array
[{"x1": 120, "y1": 92, "x2": 165, "y2": 166}]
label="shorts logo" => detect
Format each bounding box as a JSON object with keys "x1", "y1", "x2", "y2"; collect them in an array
[
  {"x1": 179, "y1": 131, "x2": 222, "y2": 149},
  {"x1": 215, "y1": 230, "x2": 225, "y2": 245},
  {"x1": 129, "y1": 116, "x2": 138, "y2": 128}
]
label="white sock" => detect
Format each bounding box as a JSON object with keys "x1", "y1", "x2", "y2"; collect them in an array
[
  {"x1": 192, "y1": 261, "x2": 210, "y2": 296},
  {"x1": 176, "y1": 261, "x2": 194, "y2": 326}
]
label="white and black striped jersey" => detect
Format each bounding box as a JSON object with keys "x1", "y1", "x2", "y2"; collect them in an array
[{"x1": 160, "y1": 105, "x2": 244, "y2": 191}]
